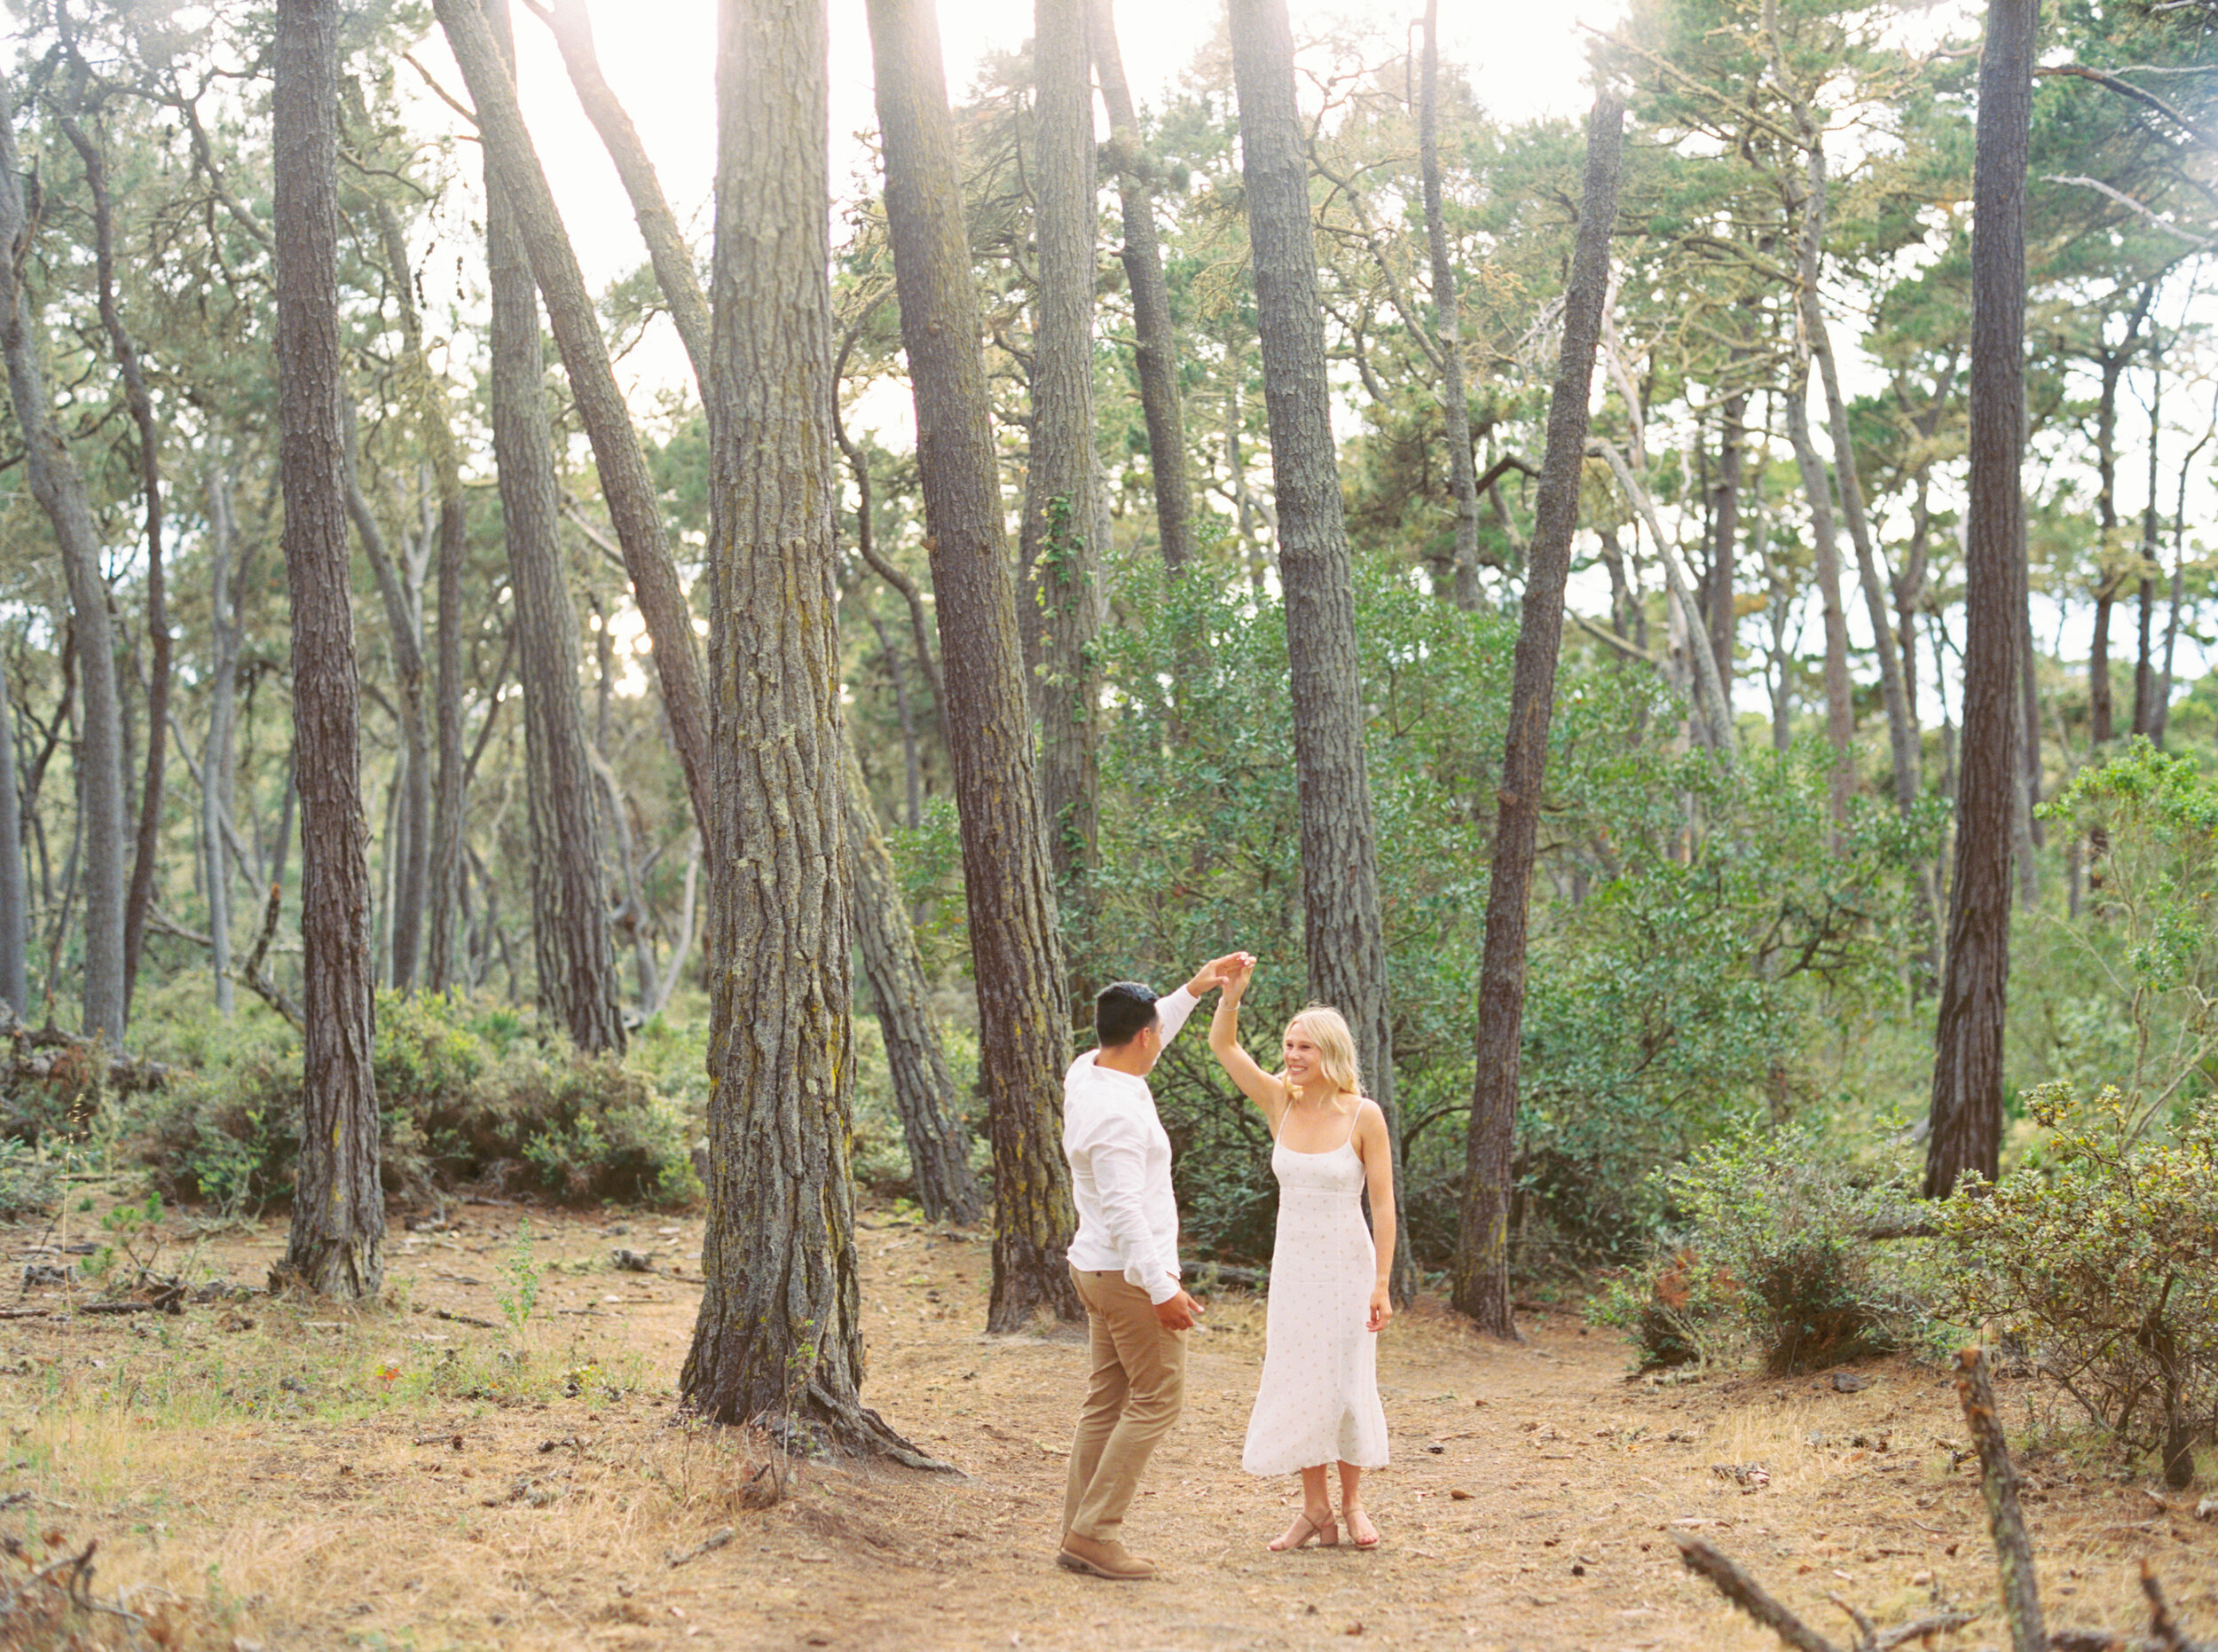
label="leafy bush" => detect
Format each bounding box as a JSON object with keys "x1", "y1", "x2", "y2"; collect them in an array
[
  {"x1": 1591, "y1": 1124, "x2": 1930, "y2": 1373},
  {"x1": 128, "y1": 991, "x2": 701, "y2": 1211},
  {"x1": 1934, "y1": 1082, "x2": 2218, "y2": 1483},
  {"x1": 2029, "y1": 741, "x2": 2218, "y2": 1134}
]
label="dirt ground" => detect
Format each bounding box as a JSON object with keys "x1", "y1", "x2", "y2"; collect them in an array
[{"x1": 1, "y1": 1195, "x2": 2213, "y2": 1651}]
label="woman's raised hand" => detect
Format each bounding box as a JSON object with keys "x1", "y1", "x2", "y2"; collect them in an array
[{"x1": 1188, "y1": 951, "x2": 1255, "y2": 997}]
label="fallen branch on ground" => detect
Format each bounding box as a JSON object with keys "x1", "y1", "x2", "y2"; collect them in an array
[{"x1": 1675, "y1": 1345, "x2": 2214, "y2": 1652}]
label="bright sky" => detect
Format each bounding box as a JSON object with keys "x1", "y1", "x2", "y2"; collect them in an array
[{"x1": 460, "y1": 0, "x2": 1616, "y2": 344}]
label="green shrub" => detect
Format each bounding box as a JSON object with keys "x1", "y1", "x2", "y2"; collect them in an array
[
  {"x1": 1591, "y1": 1123, "x2": 1930, "y2": 1373},
  {"x1": 1934, "y1": 1082, "x2": 2218, "y2": 1482},
  {"x1": 1069, "y1": 554, "x2": 1929, "y2": 1275},
  {"x1": 127, "y1": 991, "x2": 701, "y2": 1211}
]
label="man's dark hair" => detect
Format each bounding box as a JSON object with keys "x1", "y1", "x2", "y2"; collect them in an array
[{"x1": 1095, "y1": 980, "x2": 1160, "y2": 1050}]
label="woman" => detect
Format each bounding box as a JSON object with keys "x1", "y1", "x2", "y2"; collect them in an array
[{"x1": 1208, "y1": 956, "x2": 1395, "y2": 1551}]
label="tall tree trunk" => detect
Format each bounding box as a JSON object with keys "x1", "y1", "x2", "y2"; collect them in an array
[
  {"x1": 436, "y1": 0, "x2": 712, "y2": 838},
  {"x1": 0, "y1": 688, "x2": 24, "y2": 1022},
  {"x1": 1228, "y1": 0, "x2": 1411, "y2": 1302},
  {"x1": 57, "y1": 113, "x2": 168, "y2": 1020},
  {"x1": 275, "y1": 0, "x2": 383, "y2": 1295},
  {"x1": 1452, "y1": 92, "x2": 1623, "y2": 1340},
  {"x1": 482, "y1": 0, "x2": 627, "y2": 1056},
  {"x1": 2153, "y1": 426, "x2": 2208, "y2": 747},
  {"x1": 869, "y1": 0, "x2": 1081, "y2": 1331},
  {"x1": 2017, "y1": 555, "x2": 2041, "y2": 907},
  {"x1": 1593, "y1": 441, "x2": 1735, "y2": 753},
  {"x1": 1928, "y1": 0, "x2": 2034, "y2": 1202},
  {"x1": 1418, "y1": 0, "x2": 1483, "y2": 610},
  {"x1": 2133, "y1": 359, "x2": 2161, "y2": 738},
  {"x1": 1088, "y1": 0, "x2": 1194, "y2": 575},
  {"x1": 1783, "y1": 372, "x2": 1857, "y2": 834},
  {"x1": 842, "y1": 747, "x2": 983, "y2": 1224},
  {"x1": 343, "y1": 442, "x2": 431, "y2": 994},
  {"x1": 204, "y1": 468, "x2": 240, "y2": 1019},
  {"x1": 1766, "y1": 2, "x2": 1915, "y2": 814},
  {"x1": 682, "y1": 0, "x2": 936, "y2": 1466},
  {"x1": 366, "y1": 198, "x2": 470, "y2": 995},
  {"x1": 2088, "y1": 285, "x2": 2152, "y2": 748},
  {"x1": 1709, "y1": 389, "x2": 1746, "y2": 691},
  {"x1": 428, "y1": 482, "x2": 468, "y2": 995},
  {"x1": 0, "y1": 102, "x2": 126, "y2": 1046},
  {"x1": 1026, "y1": 0, "x2": 1103, "y2": 886}
]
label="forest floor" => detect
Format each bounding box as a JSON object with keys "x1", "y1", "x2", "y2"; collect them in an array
[{"x1": 0, "y1": 1192, "x2": 2212, "y2": 1651}]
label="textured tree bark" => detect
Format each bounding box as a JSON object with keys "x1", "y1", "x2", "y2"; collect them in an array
[
  {"x1": 1088, "y1": 0, "x2": 1194, "y2": 575},
  {"x1": 1927, "y1": 0, "x2": 2034, "y2": 1201},
  {"x1": 1452, "y1": 93, "x2": 1624, "y2": 1341},
  {"x1": 274, "y1": 0, "x2": 383, "y2": 1296},
  {"x1": 1419, "y1": 0, "x2": 1483, "y2": 610},
  {"x1": 57, "y1": 113, "x2": 169, "y2": 1021},
  {"x1": 843, "y1": 747, "x2": 983, "y2": 1224},
  {"x1": 868, "y1": 0, "x2": 1081, "y2": 1331},
  {"x1": 0, "y1": 110, "x2": 127, "y2": 1047},
  {"x1": 482, "y1": 0, "x2": 627, "y2": 1057},
  {"x1": 1228, "y1": 0, "x2": 1411, "y2": 1300},
  {"x1": 681, "y1": 0, "x2": 938, "y2": 1466},
  {"x1": 0, "y1": 105, "x2": 126, "y2": 1047},
  {"x1": 1026, "y1": 0, "x2": 1104, "y2": 886},
  {"x1": 436, "y1": 0, "x2": 712, "y2": 838}
]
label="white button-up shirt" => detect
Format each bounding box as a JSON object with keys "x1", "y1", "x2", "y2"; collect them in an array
[{"x1": 1062, "y1": 987, "x2": 1199, "y2": 1304}]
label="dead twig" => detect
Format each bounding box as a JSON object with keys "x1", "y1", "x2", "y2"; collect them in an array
[
  {"x1": 666, "y1": 1526, "x2": 734, "y2": 1569},
  {"x1": 1955, "y1": 1346, "x2": 2046, "y2": 1652},
  {"x1": 1671, "y1": 1532, "x2": 1843, "y2": 1652},
  {"x1": 431, "y1": 1307, "x2": 499, "y2": 1330}
]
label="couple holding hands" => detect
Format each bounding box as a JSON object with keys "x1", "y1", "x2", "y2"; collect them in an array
[{"x1": 1057, "y1": 952, "x2": 1397, "y2": 1582}]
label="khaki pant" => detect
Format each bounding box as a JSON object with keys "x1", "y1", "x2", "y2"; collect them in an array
[{"x1": 1061, "y1": 1264, "x2": 1187, "y2": 1545}]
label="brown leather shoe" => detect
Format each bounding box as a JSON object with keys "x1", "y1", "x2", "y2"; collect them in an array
[{"x1": 1055, "y1": 1533, "x2": 1156, "y2": 1580}]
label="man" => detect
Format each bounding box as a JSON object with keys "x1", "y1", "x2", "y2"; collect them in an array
[{"x1": 1057, "y1": 955, "x2": 1247, "y2": 1581}]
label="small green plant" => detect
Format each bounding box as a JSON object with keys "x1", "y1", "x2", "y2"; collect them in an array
[
  {"x1": 494, "y1": 1217, "x2": 542, "y2": 1346},
  {"x1": 1934, "y1": 1082, "x2": 2218, "y2": 1486},
  {"x1": 85, "y1": 1192, "x2": 166, "y2": 1288}
]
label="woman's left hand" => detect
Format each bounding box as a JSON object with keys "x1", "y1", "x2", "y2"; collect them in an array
[{"x1": 1366, "y1": 1283, "x2": 1392, "y2": 1333}]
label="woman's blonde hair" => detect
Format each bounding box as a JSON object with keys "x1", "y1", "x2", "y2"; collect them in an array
[{"x1": 1278, "y1": 1005, "x2": 1362, "y2": 1100}]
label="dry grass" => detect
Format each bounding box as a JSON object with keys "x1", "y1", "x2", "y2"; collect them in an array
[{"x1": 0, "y1": 1195, "x2": 2206, "y2": 1649}]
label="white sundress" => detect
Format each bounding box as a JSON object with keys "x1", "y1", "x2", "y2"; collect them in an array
[{"x1": 1240, "y1": 1099, "x2": 1391, "y2": 1475}]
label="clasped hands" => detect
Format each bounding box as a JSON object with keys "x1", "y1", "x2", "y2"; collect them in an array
[{"x1": 1186, "y1": 950, "x2": 1256, "y2": 1000}]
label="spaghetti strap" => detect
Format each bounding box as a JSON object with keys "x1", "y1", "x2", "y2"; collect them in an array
[{"x1": 1341, "y1": 1098, "x2": 1365, "y2": 1153}]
